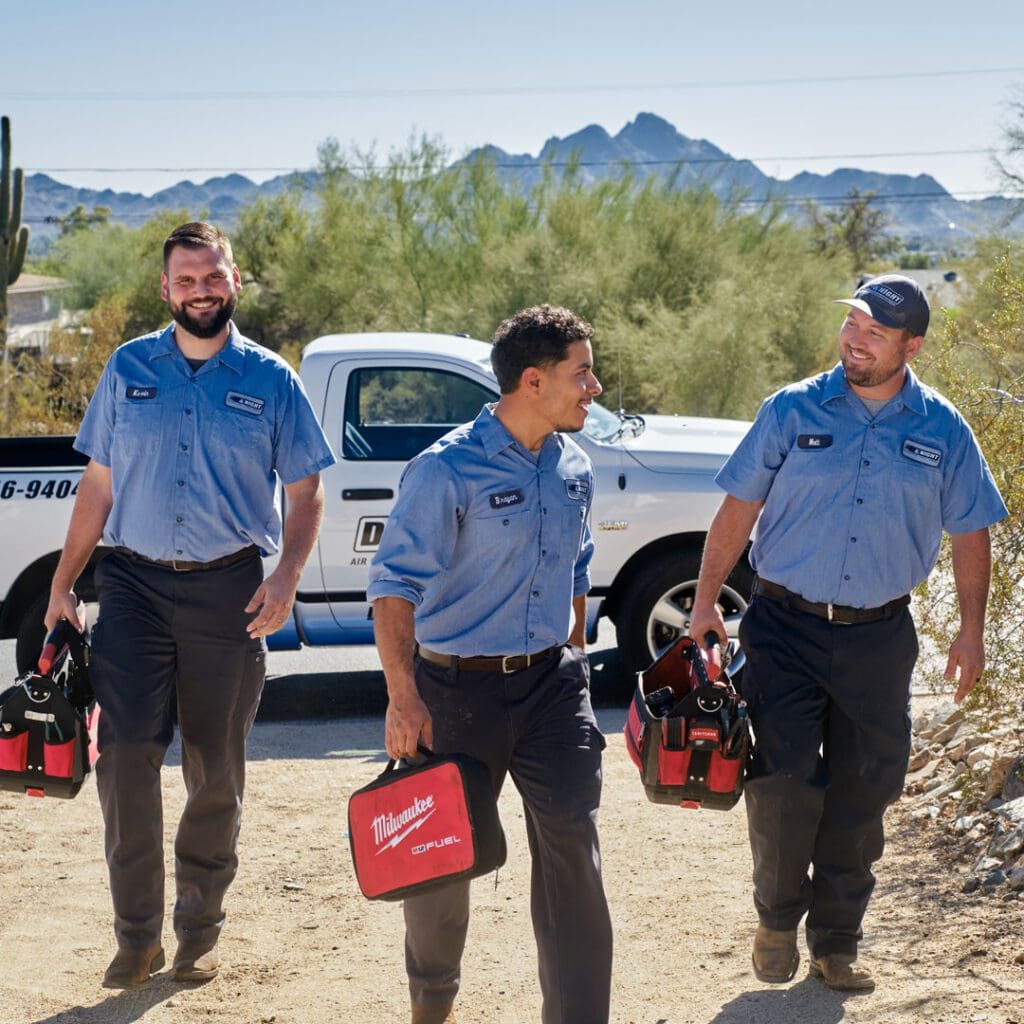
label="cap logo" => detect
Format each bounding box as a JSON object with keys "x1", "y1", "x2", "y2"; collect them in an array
[{"x1": 866, "y1": 283, "x2": 905, "y2": 307}]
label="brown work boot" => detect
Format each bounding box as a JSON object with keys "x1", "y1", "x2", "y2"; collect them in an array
[
  {"x1": 809, "y1": 953, "x2": 875, "y2": 992},
  {"x1": 172, "y1": 939, "x2": 221, "y2": 983},
  {"x1": 752, "y1": 924, "x2": 799, "y2": 983},
  {"x1": 102, "y1": 945, "x2": 165, "y2": 989},
  {"x1": 410, "y1": 1002, "x2": 456, "y2": 1024}
]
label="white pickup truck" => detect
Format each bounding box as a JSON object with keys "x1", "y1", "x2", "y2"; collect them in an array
[{"x1": 0, "y1": 332, "x2": 752, "y2": 680}]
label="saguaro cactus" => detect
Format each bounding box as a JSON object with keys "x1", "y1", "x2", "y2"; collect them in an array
[{"x1": 1, "y1": 115, "x2": 30, "y2": 353}]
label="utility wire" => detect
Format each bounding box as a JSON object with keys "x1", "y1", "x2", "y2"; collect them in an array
[
  {"x1": 7, "y1": 65, "x2": 1024, "y2": 102},
  {"x1": 24, "y1": 146, "x2": 1002, "y2": 176}
]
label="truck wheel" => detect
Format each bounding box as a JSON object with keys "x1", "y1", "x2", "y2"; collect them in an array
[
  {"x1": 15, "y1": 591, "x2": 50, "y2": 675},
  {"x1": 615, "y1": 550, "x2": 753, "y2": 679}
]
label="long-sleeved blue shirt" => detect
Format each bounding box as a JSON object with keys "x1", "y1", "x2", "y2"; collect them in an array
[{"x1": 367, "y1": 404, "x2": 594, "y2": 656}]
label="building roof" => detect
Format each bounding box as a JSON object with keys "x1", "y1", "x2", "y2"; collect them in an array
[{"x1": 8, "y1": 274, "x2": 69, "y2": 293}]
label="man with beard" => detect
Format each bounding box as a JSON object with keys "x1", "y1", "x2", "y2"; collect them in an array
[
  {"x1": 369, "y1": 305, "x2": 612, "y2": 1024},
  {"x1": 45, "y1": 221, "x2": 335, "y2": 988},
  {"x1": 688, "y1": 274, "x2": 1006, "y2": 993}
]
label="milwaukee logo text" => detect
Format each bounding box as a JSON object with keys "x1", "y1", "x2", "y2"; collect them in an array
[{"x1": 372, "y1": 795, "x2": 436, "y2": 854}]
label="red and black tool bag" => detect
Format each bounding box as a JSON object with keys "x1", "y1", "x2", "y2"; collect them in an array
[
  {"x1": 624, "y1": 635, "x2": 749, "y2": 811},
  {"x1": 0, "y1": 619, "x2": 98, "y2": 799},
  {"x1": 348, "y1": 747, "x2": 507, "y2": 901}
]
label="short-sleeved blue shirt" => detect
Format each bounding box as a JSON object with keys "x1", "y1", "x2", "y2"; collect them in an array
[
  {"x1": 716, "y1": 363, "x2": 1007, "y2": 608},
  {"x1": 74, "y1": 323, "x2": 336, "y2": 561},
  {"x1": 366, "y1": 404, "x2": 594, "y2": 656}
]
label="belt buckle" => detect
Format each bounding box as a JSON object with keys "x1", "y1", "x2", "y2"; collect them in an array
[
  {"x1": 170, "y1": 559, "x2": 189, "y2": 572},
  {"x1": 502, "y1": 655, "x2": 516, "y2": 674}
]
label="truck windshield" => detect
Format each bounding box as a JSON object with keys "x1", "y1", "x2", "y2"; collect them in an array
[{"x1": 580, "y1": 401, "x2": 639, "y2": 443}]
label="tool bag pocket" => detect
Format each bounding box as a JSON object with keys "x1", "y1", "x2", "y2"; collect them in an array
[
  {"x1": 624, "y1": 635, "x2": 749, "y2": 811},
  {"x1": 0, "y1": 675, "x2": 94, "y2": 798},
  {"x1": 348, "y1": 747, "x2": 507, "y2": 901}
]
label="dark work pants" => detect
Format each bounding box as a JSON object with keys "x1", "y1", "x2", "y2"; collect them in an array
[
  {"x1": 404, "y1": 645, "x2": 612, "y2": 1024},
  {"x1": 91, "y1": 549, "x2": 266, "y2": 951},
  {"x1": 739, "y1": 595, "x2": 917, "y2": 958}
]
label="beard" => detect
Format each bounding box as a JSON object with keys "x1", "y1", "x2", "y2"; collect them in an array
[
  {"x1": 169, "y1": 292, "x2": 238, "y2": 339},
  {"x1": 840, "y1": 352, "x2": 906, "y2": 390}
]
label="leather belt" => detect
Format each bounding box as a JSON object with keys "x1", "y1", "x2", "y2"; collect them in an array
[
  {"x1": 752, "y1": 576, "x2": 909, "y2": 625},
  {"x1": 418, "y1": 644, "x2": 561, "y2": 674},
  {"x1": 113, "y1": 545, "x2": 259, "y2": 573}
]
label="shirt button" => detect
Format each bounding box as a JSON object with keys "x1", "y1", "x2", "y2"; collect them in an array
[
  {"x1": 177, "y1": 480, "x2": 185, "y2": 487},
  {"x1": 851, "y1": 537, "x2": 857, "y2": 543},
  {"x1": 181, "y1": 443, "x2": 189, "y2": 451},
  {"x1": 541, "y1": 549, "x2": 547, "y2": 556},
  {"x1": 503, "y1": 519, "x2": 509, "y2": 526},
  {"x1": 856, "y1": 498, "x2": 864, "y2": 505},
  {"x1": 543, "y1": 508, "x2": 548, "y2": 514},
  {"x1": 176, "y1": 516, "x2": 183, "y2": 523},
  {"x1": 184, "y1": 409, "x2": 192, "y2": 416},
  {"x1": 176, "y1": 549, "x2": 183, "y2": 555},
  {"x1": 529, "y1": 632, "x2": 535, "y2": 639},
  {"x1": 863, "y1": 459, "x2": 870, "y2": 467},
  {"x1": 844, "y1": 574, "x2": 851, "y2": 581},
  {"x1": 870, "y1": 424, "x2": 877, "y2": 430},
  {"x1": 532, "y1": 590, "x2": 540, "y2": 597}
]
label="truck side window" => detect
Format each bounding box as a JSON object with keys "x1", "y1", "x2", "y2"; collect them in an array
[{"x1": 342, "y1": 367, "x2": 497, "y2": 461}]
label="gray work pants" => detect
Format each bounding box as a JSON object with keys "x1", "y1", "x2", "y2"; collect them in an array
[
  {"x1": 404, "y1": 645, "x2": 612, "y2": 1024},
  {"x1": 739, "y1": 594, "x2": 917, "y2": 958},
  {"x1": 90, "y1": 549, "x2": 266, "y2": 951}
]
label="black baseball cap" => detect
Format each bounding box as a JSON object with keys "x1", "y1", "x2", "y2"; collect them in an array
[{"x1": 834, "y1": 273, "x2": 930, "y2": 337}]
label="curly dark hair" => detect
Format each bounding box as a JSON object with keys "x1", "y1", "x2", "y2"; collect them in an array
[
  {"x1": 490, "y1": 305, "x2": 594, "y2": 394},
  {"x1": 163, "y1": 221, "x2": 233, "y2": 270}
]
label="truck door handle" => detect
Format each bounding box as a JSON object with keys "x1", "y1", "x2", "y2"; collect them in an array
[{"x1": 342, "y1": 488, "x2": 394, "y2": 501}]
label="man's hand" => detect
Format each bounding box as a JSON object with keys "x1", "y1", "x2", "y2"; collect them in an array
[
  {"x1": 687, "y1": 603, "x2": 728, "y2": 649},
  {"x1": 944, "y1": 629, "x2": 986, "y2": 703},
  {"x1": 45, "y1": 591, "x2": 83, "y2": 633},
  {"x1": 245, "y1": 566, "x2": 299, "y2": 638},
  {"x1": 385, "y1": 687, "x2": 433, "y2": 760}
]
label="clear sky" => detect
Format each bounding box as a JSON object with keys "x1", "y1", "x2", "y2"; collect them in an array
[{"x1": 3, "y1": 0, "x2": 1023, "y2": 199}]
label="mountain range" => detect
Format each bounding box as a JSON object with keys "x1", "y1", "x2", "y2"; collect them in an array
[{"x1": 22, "y1": 113, "x2": 1021, "y2": 251}]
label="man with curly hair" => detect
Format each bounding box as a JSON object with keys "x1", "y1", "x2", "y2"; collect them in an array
[{"x1": 369, "y1": 305, "x2": 612, "y2": 1024}]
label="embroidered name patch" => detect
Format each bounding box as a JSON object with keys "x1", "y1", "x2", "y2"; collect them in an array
[
  {"x1": 126, "y1": 386, "x2": 157, "y2": 400},
  {"x1": 489, "y1": 489, "x2": 524, "y2": 510},
  {"x1": 225, "y1": 390, "x2": 265, "y2": 416},
  {"x1": 902, "y1": 438, "x2": 942, "y2": 468},
  {"x1": 565, "y1": 478, "x2": 591, "y2": 500},
  {"x1": 797, "y1": 434, "x2": 833, "y2": 449}
]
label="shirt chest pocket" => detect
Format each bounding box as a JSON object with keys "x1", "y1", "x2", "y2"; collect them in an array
[
  {"x1": 469, "y1": 504, "x2": 537, "y2": 564},
  {"x1": 112, "y1": 402, "x2": 164, "y2": 458},
  {"x1": 210, "y1": 408, "x2": 273, "y2": 463},
  {"x1": 886, "y1": 459, "x2": 942, "y2": 521}
]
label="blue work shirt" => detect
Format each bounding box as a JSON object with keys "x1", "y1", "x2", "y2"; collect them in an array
[
  {"x1": 717, "y1": 363, "x2": 1007, "y2": 608},
  {"x1": 367, "y1": 404, "x2": 594, "y2": 656},
  {"x1": 75, "y1": 323, "x2": 336, "y2": 562}
]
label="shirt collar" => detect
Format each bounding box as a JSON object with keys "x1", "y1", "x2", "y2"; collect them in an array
[
  {"x1": 820, "y1": 361, "x2": 927, "y2": 416},
  {"x1": 149, "y1": 322, "x2": 245, "y2": 375},
  {"x1": 475, "y1": 403, "x2": 518, "y2": 460}
]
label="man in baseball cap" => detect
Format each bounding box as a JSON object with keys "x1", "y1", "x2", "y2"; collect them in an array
[{"x1": 689, "y1": 269, "x2": 1006, "y2": 993}]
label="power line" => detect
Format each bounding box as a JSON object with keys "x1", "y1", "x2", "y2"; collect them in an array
[
  {"x1": 21, "y1": 188, "x2": 1015, "y2": 227},
  {"x1": 24, "y1": 146, "x2": 1001, "y2": 176},
  {"x1": 7, "y1": 66, "x2": 1024, "y2": 102}
]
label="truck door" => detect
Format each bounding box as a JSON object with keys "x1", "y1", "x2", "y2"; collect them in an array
[{"x1": 317, "y1": 360, "x2": 497, "y2": 639}]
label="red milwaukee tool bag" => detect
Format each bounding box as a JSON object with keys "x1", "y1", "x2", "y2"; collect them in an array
[
  {"x1": 624, "y1": 635, "x2": 749, "y2": 811},
  {"x1": 0, "y1": 618, "x2": 98, "y2": 799},
  {"x1": 348, "y1": 746, "x2": 506, "y2": 901}
]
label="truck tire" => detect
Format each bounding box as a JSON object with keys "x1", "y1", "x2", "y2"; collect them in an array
[
  {"x1": 615, "y1": 549, "x2": 753, "y2": 680},
  {"x1": 15, "y1": 591, "x2": 50, "y2": 675}
]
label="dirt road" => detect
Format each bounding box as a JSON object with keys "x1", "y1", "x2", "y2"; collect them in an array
[{"x1": 3, "y1": 683, "x2": 1024, "y2": 1024}]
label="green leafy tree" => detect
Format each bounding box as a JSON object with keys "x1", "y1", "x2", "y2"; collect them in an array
[
  {"x1": 808, "y1": 189, "x2": 898, "y2": 272},
  {"x1": 914, "y1": 252, "x2": 1024, "y2": 714}
]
